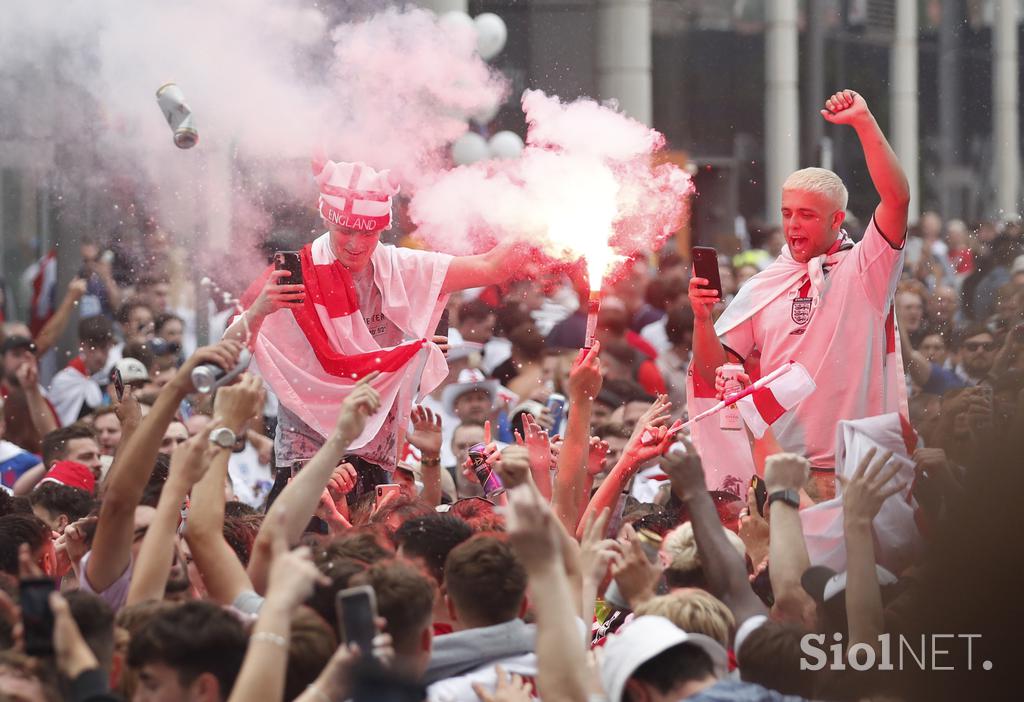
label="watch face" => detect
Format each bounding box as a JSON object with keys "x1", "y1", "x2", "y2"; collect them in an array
[{"x1": 211, "y1": 428, "x2": 235, "y2": 448}]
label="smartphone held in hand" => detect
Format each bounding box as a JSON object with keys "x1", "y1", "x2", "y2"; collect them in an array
[
  {"x1": 691, "y1": 246, "x2": 723, "y2": 298},
  {"x1": 20, "y1": 578, "x2": 56, "y2": 657},
  {"x1": 274, "y1": 251, "x2": 303, "y2": 286},
  {"x1": 336, "y1": 585, "x2": 378, "y2": 654}
]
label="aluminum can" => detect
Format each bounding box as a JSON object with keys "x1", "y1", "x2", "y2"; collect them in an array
[
  {"x1": 156, "y1": 82, "x2": 199, "y2": 149},
  {"x1": 719, "y1": 362, "x2": 744, "y2": 431}
]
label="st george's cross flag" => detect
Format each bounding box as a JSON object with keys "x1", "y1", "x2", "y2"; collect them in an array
[{"x1": 240, "y1": 233, "x2": 451, "y2": 468}]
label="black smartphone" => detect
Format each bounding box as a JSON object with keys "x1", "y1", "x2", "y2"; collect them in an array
[
  {"x1": 274, "y1": 251, "x2": 303, "y2": 286},
  {"x1": 691, "y1": 246, "x2": 723, "y2": 298},
  {"x1": 336, "y1": 585, "x2": 378, "y2": 654},
  {"x1": 20, "y1": 578, "x2": 56, "y2": 657},
  {"x1": 112, "y1": 367, "x2": 125, "y2": 401},
  {"x1": 751, "y1": 475, "x2": 768, "y2": 517},
  {"x1": 434, "y1": 308, "x2": 450, "y2": 337}
]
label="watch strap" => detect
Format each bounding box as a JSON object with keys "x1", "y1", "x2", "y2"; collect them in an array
[{"x1": 766, "y1": 488, "x2": 800, "y2": 509}]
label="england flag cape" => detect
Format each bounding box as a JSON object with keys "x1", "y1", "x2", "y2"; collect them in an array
[
  {"x1": 685, "y1": 233, "x2": 908, "y2": 494},
  {"x1": 242, "y1": 233, "x2": 451, "y2": 454}
]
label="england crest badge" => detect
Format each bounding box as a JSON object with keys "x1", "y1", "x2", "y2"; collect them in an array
[{"x1": 791, "y1": 296, "x2": 812, "y2": 325}]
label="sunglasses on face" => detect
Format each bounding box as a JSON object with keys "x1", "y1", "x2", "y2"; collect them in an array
[{"x1": 963, "y1": 341, "x2": 995, "y2": 352}]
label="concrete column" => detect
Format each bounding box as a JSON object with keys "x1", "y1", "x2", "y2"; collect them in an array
[
  {"x1": 938, "y1": 0, "x2": 964, "y2": 219},
  {"x1": 764, "y1": 0, "x2": 799, "y2": 224},
  {"x1": 418, "y1": 0, "x2": 467, "y2": 14},
  {"x1": 993, "y1": 0, "x2": 1020, "y2": 219},
  {"x1": 596, "y1": 0, "x2": 652, "y2": 125},
  {"x1": 891, "y1": 0, "x2": 919, "y2": 223}
]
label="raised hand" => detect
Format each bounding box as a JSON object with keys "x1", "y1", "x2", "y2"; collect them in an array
[
  {"x1": 213, "y1": 372, "x2": 265, "y2": 433},
  {"x1": 586, "y1": 436, "x2": 610, "y2": 477},
  {"x1": 50, "y1": 592, "x2": 100, "y2": 680},
  {"x1": 505, "y1": 484, "x2": 561, "y2": 571},
  {"x1": 515, "y1": 413, "x2": 553, "y2": 475},
  {"x1": 408, "y1": 405, "x2": 442, "y2": 458},
  {"x1": 265, "y1": 511, "x2": 329, "y2": 612},
  {"x1": 326, "y1": 462, "x2": 358, "y2": 500},
  {"x1": 493, "y1": 445, "x2": 532, "y2": 490},
  {"x1": 567, "y1": 340, "x2": 603, "y2": 402},
  {"x1": 578, "y1": 507, "x2": 619, "y2": 584},
  {"x1": 688, "y1": 274, "x2": 720, "y2": 323},
  {"x1": 660, "y1": 439, "x2": 706, "y2": 501},
  {"x1": 838, "y1": 447, "x2": 906, "y2": 525},
  {"x1": 168, "y1": 424, "x2": 221, "y2": 488},
  {"x1": 14, "y1": 355, "x2": 40, "y2": 390},
  {"x1": 336, "y1": 372, "x2": 382, "y2": 442},
  {"x1": 610, "y1": 524, "x2": 662, "y2": 609},
  {"x1": 714, "y1": 365, "x2": 751, "y2": 400},
  {"x1": 178, "y1": 339, "x2": 245, "y2": 393},
  {"x1": 764, "y1": 452, "x2": 811, "y2": 494},
  {"x1": 820, "y1": 89, "x2": 871, "y2": 127},
  {"x1": 473, "y1": 665, "x2": 533, "y2": 702},
  {"x1": 251, "y1": 269, "x2": 305, "y2": 317}
]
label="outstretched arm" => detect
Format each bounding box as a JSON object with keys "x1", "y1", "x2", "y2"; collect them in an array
[
  {"x1": 247, "y1": 374, "x2": 381, "y2": 594},
  {"x1": 663, "y1": 441, "x2": 768, "y2": 625},
  {"x1": 821, "y1": 89, "x2": 910, "y2": 244},
  {"x1": 440, "y1": 238, "x2": 531, "y2": 294},
  {"x1": 763, "y1": 454, "x2": 817, "y2": 628},
  {"x1": 554, "y1": 343, "x2": 602, "y2": 533},
  {"x1": 34, "y1": 278, "x2": 87, "y2": 356}
]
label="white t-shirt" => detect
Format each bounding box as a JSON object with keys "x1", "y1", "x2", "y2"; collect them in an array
[
  {"x1": 228, "y1": 442, "x2": 274, "y2": 509},
  {"x1": 720, "y1": 217, "x2": 904, "y2": 468}
]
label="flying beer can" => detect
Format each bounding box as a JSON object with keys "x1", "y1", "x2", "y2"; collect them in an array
[{"x1": 156, "y1": 82, "x2": 198, "y2": 149}]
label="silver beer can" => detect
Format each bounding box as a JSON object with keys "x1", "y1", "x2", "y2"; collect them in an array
[
  {"x1": 156, "y1": 82, "x2": 198, "y2": 149},
  {"x1": 719, "y1": 362, "x2": 745, "y2": 431}
]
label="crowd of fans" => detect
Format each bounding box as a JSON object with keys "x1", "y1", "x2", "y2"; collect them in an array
[{"x1": 0, "y1": 210, "x2": 1021, "y2": 701}]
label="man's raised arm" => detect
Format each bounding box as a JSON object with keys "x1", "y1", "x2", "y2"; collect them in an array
[
  {"x1": 440, "y1": 238, "x2": 530, "y2": 294},
  {"x1": 821, "y1": 89, "x2": 910, "y2": 245}
]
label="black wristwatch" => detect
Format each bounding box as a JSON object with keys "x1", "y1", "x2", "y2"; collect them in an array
[{"x1": 766, "y1": 489, "x2": 800, "y2": 509}]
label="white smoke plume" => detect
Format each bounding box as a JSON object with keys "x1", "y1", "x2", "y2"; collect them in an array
[{"x1": 409, "y1": 90, "x2": 693, "y2": 282}]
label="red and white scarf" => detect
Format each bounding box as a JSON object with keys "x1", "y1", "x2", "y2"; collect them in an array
[{"x1": 243, "y1": 234, "x2": 451, "y2": 455}]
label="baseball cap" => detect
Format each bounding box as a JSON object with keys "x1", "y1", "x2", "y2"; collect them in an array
[
  {"x1": 600, "y1": 616, "x2": 729, "y2": 702},
  {"x1": 1, "y1": 335, "x2": 36, "y2": 355},
  {"x1": 37, "y1": 460, "x2": 96, "y2": 494},
  {"x1": 115, "y1": 357, "x2": 150, "y2": 384},
  {"x1": 801, "y1": 564, "x2": 898, "y2": 604}
]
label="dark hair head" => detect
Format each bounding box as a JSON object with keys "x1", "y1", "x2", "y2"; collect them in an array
[
  {"x1": 78, "y1": 316, "x2": 114, "y2": 348},
  {"x1": 602, "y1": 379, "x2": 654, "y2": 405},
  {"x1": 308, "y1": 554, "x2": 370, "y2": 640},
  {"x1": 41, "y1": 424, "x2": 97, "y2": 467},
  {"x1": 353, "y1": 559, "x2": 436, "y2": 656},
  {"x1": 321, "y1": 529, "x2": 395, "y2": 565},
  {"x1": 285, "y1": 607, "x2": 337, "y2": 702},
  {"x1": 0, "y1": 513, "x2": 50, "y2": 576},
  {"x1": 127, "y1": 600, "x2": 247, "y2": 695},
  {"x1": 448, "y1": 498, "x2": 505, "y2": 533},
  {"x1": 393, "y1": 514, "x2": 473, "y2": 585},
  {"x1": 508, "y1": 323, "x2": 545, "y2": 361},
  {"x1": 122, "y1": 341, "x2": 155, "y2": 371},
  {"x1": 222, "y1": 514, "x2": 263, "y2": 566},
  {"x1": 444, "y1": 534, "x2": 526, "y2": 627},
  {"x1": 65, "y1": 590, "x2": 115, "y2": 671},
  {"x1": 626, "y1": 642, "x2": 715, "y2": 700},
  {"x1": 665, "y1": 306, "x2": 696, "y2": 346},
  {"x1": 596, "y1": 422, "x2": 632, "y2": 440},
  {"x1": 458, "y1": 299, "x2": 494, "y2": 324},
  {"x1": 0, "y1": 491, "x2": 32, "y2": 518},
  {"x1": 368, "y1": 496, "x2": 435, "y2": 544},
  {"x1": 958, "y1": 323, "x2": 995, "y2": 347},
  {"x1": 116, "y1": 298, "x2": 154, "y2": 327},
  {"x1": 28, "y1": 483, "x2": 95, "y2": 524},
  {"x1": 736, "y1": 621, "x2": 817, "y2": 697},
  {"x1": 154, "y1": 312, "x2": 184, "y2": 335},
  {"x1": 224, "y1": 501, "x2": 260, "y2": 518}
]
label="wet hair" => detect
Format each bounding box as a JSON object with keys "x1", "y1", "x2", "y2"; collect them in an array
[
  {"x1": 222, "y1": 514, "x2": 263, "y2": 566},
  {"x1": 737, "y1": 621, "x2": 817, "y2": 698},
  {"x1": 320, "y1": 529, "x2": 394, "y2": 564},
  {"x1": 41, "y1": 424, "x2": 97, "y2": 467},
  {"x1": 127, "y1": 601, "x2": 246, "y2": 695},
  {"x1": 444, "y1": 534, "x2": 526, "y2": 626},
  {"x1": 28, "y1": 483, "x2": 95, "y2": 523},
  {"x1": 368, "y1": 495, "x2": 435, "y2": 543},
  {"x1": 448, "y1": 497, "x2": 505, "y2": 533},
  {"x1": 393, "y1": 513, "x2": 473, "y2": 585},
  {"x1": 285, "y1": 608, "x2": 337, "y2": 702},
  {"x1": 0, "y1": 513, "x2": 50, "y2": 575}
]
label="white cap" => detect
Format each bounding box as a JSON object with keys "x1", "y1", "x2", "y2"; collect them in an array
[
  {"x1": 115, "y1": 357, "x2": 150, "y2": 384},
  {"x1": 600, "y1": 616, "x2": 729, "y2": 702}
]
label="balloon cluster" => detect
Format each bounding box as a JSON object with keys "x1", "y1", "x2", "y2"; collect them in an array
[{"x1": 437, "y1": 10, "x2": 522, "y2": 167}]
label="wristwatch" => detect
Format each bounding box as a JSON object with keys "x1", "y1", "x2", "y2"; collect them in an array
[
  {"x1": 209, "y1": 427, "x2": 237, "y2": 449},
  {"x1": 766, "y1": 489, "x2": 800, "y2": 510}
]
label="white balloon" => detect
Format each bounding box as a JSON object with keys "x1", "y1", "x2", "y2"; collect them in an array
[
  {"x1": 439, "y1": 10, "x2": 475, "y2": 40},
  {"x1": 452, "y1": 132, "x2": 490, "y2": 165},
  {"x1": 488, "y1": 130, "x2": 524, "y2": 160},
  {"x1": 474, "y1": 13, "x2": 507, "y2": 60},
  {"x1": 471, "y1": 100, "x2": 501, "y2": 125}
]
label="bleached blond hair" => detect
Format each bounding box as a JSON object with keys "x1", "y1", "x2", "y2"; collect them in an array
[
  {"x1": 660, "y1": 521, "x2": 747, "y2": 573},
  {"x1": 634, "y1": 589, "x2": 736, "y2": 648},
  {"x1": 783, "y1": 167, "x2": 849, "y2": 211}
]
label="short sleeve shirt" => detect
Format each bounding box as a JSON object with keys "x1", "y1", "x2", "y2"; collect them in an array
[{"x1": 719, "y1": 217, "x2": 905, "y2": 468}]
